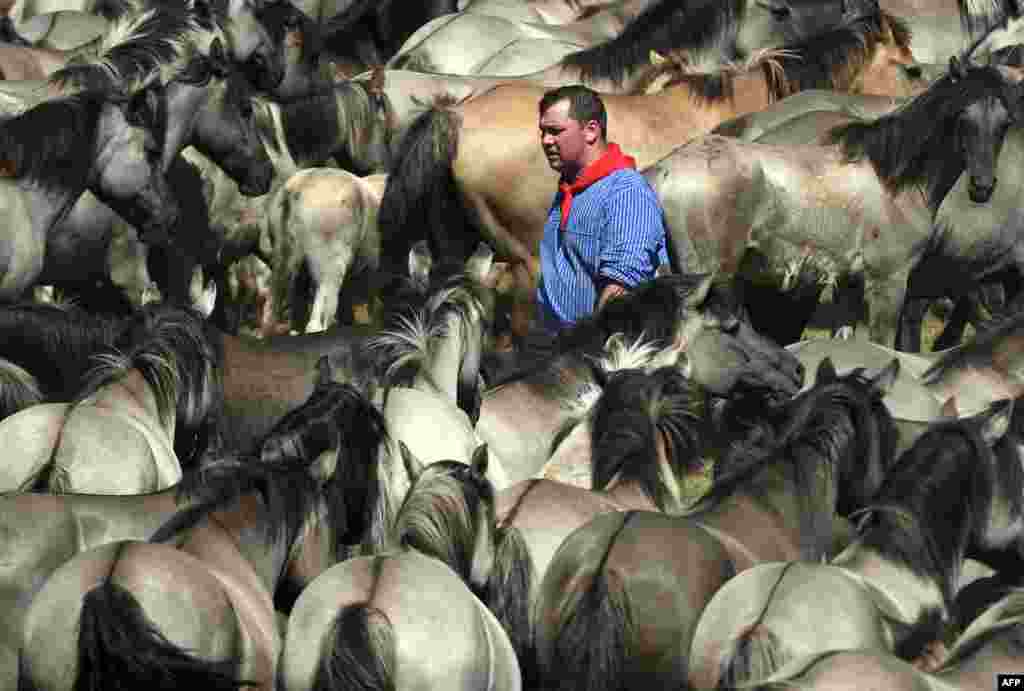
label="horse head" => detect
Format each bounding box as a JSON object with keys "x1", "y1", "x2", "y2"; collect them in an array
[{"x1": 735, "y1": 0, "x2": 880, "y2": 59}]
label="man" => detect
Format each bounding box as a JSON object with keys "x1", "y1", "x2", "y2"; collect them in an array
[{"x1": 536, "y1": 84, "x2": 670, "y2": 332}]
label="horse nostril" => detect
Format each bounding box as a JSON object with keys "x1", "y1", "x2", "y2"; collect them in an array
[{"x1": 904, "y1": 64, "x2": 923, "y2": 79}]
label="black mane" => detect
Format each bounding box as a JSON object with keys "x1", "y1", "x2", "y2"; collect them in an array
[
  {"x1": 154, "y1": 380, "x2": 389, "y2": 562},
  {"x1": 0, "y1": 93, "x2": 108, "y2": 192},
  {"x1": 0, "y1": 302, "x2": 122, "y2": 401},
  {"x1": 691, "y1": 371, "x2": 895, "y2": 557},
  {"x1": 560, "y1": 0, "x2": 744, "y2": 86},
  {"x1": 855, "y1": 413, "x2": 1007, "y2": 607},
  {"x1": 489, "y1": 274, "x2": 721, "y2": 389},
  {"x1": 653, "y1": 13, "x2": 912, "y2": 105},
  {"x1": 826, "y1": 65, "x2": 1019, "y2": 201},
  {"x1": 49, "y1": 8, "x2": 194, "y2": 94},
  {"x1": 590, "y1": 367, "x2": 709, "y2": 511}
]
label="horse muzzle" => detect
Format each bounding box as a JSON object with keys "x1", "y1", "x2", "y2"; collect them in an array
[{"x1": 969, "y1": 178, "x2": 996, "y2": 204}]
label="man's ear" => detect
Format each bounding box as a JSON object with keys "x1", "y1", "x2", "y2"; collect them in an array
[{"x1": 584, "y1": 119, "x2": 601, "y2": 145}]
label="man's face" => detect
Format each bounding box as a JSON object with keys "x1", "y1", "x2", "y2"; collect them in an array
[{"x1": 539, "y1": 99, "x2": 588, "y2": 175}]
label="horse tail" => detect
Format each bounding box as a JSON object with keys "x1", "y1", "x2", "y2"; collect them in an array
[
  {"x1": 73, "y1": 580, "x2": 253, "y2": 691},
  {"x1": 716, "y1": 624, "x2": 786, "y2": 690},
  {"x1": 0, "y1": 357, "x2": 42, "y2": 421},
  {"x1": 377, "y1": 104, "x2": 476, "y2": 285},
  {"x1": 313, "y1": 602, "x2": 396, "y2": 691},
  {"x1": 540, "y1": 512, "x2": 636, "y2": 691},
  {"x1": 716, "y1": 562, "x2": 795, "y2": 689},
  {"x1": 483, "y1": 524, "x2": 537, "y2": 686}
]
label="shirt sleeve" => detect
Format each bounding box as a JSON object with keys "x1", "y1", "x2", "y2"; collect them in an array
[{"x1": 597, "y1": 177, "x2": 668, "y2": 288}]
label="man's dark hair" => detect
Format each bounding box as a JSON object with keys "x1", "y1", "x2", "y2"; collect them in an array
[{"x1": 539, "y1": 84, "x2": 608, "y2": 138}]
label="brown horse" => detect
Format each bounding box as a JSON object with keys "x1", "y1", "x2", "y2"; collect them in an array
[
  {"x1": 377, "y1": 13, "x2": 923, "y2": 331},
  {"x1": 532, "y1": 358, "x2": 900, "y2": 691},
  {"x1": 688, "y1": 399, "x2": 1024, "y2": 690}
]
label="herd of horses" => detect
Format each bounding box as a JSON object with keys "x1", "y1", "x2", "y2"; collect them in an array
[{"x1": 1, "y1": 0, "x2": 1024, "y2": 689}]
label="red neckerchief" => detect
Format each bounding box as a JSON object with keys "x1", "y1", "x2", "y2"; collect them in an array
[{"x1": 559, "y1": 142, "x2": 636, "y2": 231}]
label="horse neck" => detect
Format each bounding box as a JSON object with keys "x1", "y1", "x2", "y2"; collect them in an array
[
  {"x1": 659, "y1": 69, "x2": 774, "y2": 124},
  {"x1": 161, "y1": 80, "x2": 203, "y2": 171},
  {"x1": 416, "y1": 311, "x2": 475, "y2": 409}
]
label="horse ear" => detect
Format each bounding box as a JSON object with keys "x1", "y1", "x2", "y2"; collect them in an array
[
  {"x1": 398, "y1": 441, "x2": 425, "y2": 484},
  {"x1": 979, "y1": 399, "x2": 1014, "y2": 445},
  {"x1": 941, "y1": 396, "x2": 959, "y2": 418},
  {"x1": 685, "y1": 273, "x2": 715, "y2": 308},
  {"x1": 470, "y1": 444, "x2": 489, "y2": 477},
  {"x1": 869, "y1": 358, "x2": 900, "y2": 395},
  {"x1": 815, "y1": 357, "x2": 839, "y2": 384},
  {"x1": 408, "y1": 240, "x2": 432, "y2": 290},
  {"x1": 465, "y1": 242, "x2": 495, "y2": 284}
]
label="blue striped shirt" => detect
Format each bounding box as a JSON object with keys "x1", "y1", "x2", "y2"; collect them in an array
[{"x1": 536, "y1": 168, "x2": 670, "y2": 331}]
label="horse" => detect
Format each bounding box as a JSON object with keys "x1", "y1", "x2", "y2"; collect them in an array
[
  {"x1": 279, "y1": 551, "x2": 521, "y2": 691},
  {"x1": 0, "y1": 83, "x2": 180, "y2": 301},
  {"x1": 741, "y1": 587, "x2": 1024, "y2": 689},
  {"x1": 785, "y1": 296, "x2": 1024, "y2": 456},
  {"x1": 477, "y1": 272, "x2": 805, "y2": 486},
  {"x1": 371, "y1": 241, "x2": 512, "y2": 501},
  {"x1": 376, "y1": 13, "x2": 924, "y2": 332},
  {"x1": 687, "y1": 398, "x2": 1024, "y2": 690},
  {"x1": 486, "y1": 364, "x2": 711, "y2": 683},
  {"x1": 458, "y1": 0, "x2": 630, "y2": 25},
  {"x1": 13, "y1": 375, "x2": 394, "y2": 691},
  {"x1": 532, "y1": 357, "x2": 901, "y2": 691},
  {"x1": 0, "y1": 364, "x2": 370, "y2": 689},
  {"x1": 263, "y1": 168, "x2": 387, "y2": 333},
  {"x1": 388, "y1": 0, "x2": 876, "y2": 81},
  {"x1": 31, "y1": 24, "x2": 275, "y2": 310},
  {"x1": 646, "y1": 54, "x2": 1024, "y2": 348},
  {"x1": 0, "y1": 305, "x2": 218, "y2": 494},
  {"x1": 538, "y1": 361, "x2": 710, "y2": 509}
]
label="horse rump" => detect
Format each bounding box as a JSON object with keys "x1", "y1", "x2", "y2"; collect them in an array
[
  {"x1": 69, "y1": 579, "x2": 253, "y2": 691},
  {"x1": 377, "y1": 105, "x2": 477, "y2": 293},
  {"x1": 716, "y1": 624, "x2": 786, "y2": 690},
  {"x1": 539, "y1": 564, "x2": 633, "y2": 691},
  {"x1": 314, "y1": 602, "x2": 396, "y2": 691}
]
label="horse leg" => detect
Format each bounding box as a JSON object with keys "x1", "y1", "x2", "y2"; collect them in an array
[
  {"x1": 305, "y1": 260, "x2": 348, "y2": 334},
  {"x1": 895, "y1": 297, "x2": 928, "y2": 352},
  {"x1": 866, "y1": 272, "x2": 908, "y2": 348}
]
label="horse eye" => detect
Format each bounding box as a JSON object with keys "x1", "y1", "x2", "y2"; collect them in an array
[
  {"x1": 769, "y1": 5, "x2": 791, "y2": 20},
  {"x1": 721, "y1": 316, "x2": 741, "y2": 334}
]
